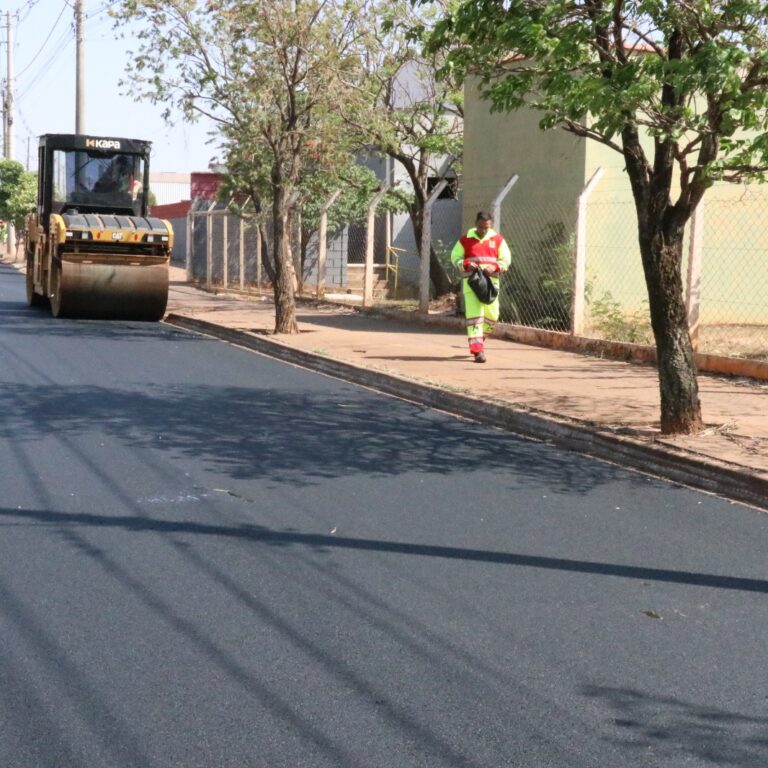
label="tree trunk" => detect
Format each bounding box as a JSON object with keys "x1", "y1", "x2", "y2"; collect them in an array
[
  {"x1": 300, "y1": 225, "x2": 311, "y2": 294},
  {"x1": 621, "y1": 125, "x2": 703, "y2": 436},
  {"x1": 410, "y1": 209, "x2": 453, "y2": 297},
  {"x1": 258, "y1": 224, "x2": 276, "y2": 285},
  {"x1": 272, "y1": 184, "x2": 299, "y2": 334},
  {"x1": 429, "y1": 243, "x2": 453, "y2": 297},
  {"x1": 639, "y1": 229, "x2": 703, "y2": 434}
]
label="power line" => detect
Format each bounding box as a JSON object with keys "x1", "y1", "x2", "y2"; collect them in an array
[
  {"x1": 15, "y1": 0, "x2": 44, "y2": 26},
  {"x1": 14, "y1": 1, "x2": 68, "y2": 80},
  {"x1": 15, "y1": 100, "x2": 36, "y2": 150},
  {"x1": 14, "y1": 0, "x2": 125, "y2": 92},
  {"x1": 87, "y1": 0, "x2": 122, "y2": 19},
  {"x1": 12, "y1": 0, "x2": 149, "y2": 140},
  {"x1": 84, "y1": 7, "x2": 119, "y2": 40},
  {"x1": 16, "y1": 21, "x2": 72, "y2": 85},
  {"x1": 15, "y1": 26, "x2": 72, "y2": 101}
]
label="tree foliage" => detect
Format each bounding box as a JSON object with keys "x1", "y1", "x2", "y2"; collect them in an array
[
  {"x1": 297, "y1": 160, "x2": 406, "y2": 234},
  {"x1": 428, "y1": 0, "x2": 768, "y2": 433},
  {"x1": 0, "y1": 160, "x2": 37, "y2": 229},
  {"x1": 114, "y1": 0, "x2": 465, "y2": 319},
  {"x1": 434, "y1": 0, "x2": 768, "y2": 186},
  {"x1": 114, "y1": 0, "x2": 379, "y2": 332},
  {"x1": 345, "y1": 0, "x2": 464, "y2": 295}
]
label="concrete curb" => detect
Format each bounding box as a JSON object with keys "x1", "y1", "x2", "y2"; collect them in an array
[{"x1": 165, "y1": 313, "x2": 768, "y2": 512}]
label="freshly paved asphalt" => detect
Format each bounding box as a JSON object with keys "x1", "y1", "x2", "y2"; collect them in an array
[
  {"x1": 1, "y1": 262, "x2": 767, "y2": 767},
  {"x1": 162, "y1": 270, "x2": 768, "y2": 510}
]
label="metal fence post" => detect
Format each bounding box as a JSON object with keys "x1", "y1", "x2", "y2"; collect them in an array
[
  {"x1": 206, "y1": 203, "x2": 215, "y2": 290},
  {"x1": 491, "y1": 174, "x2": 519, "y2": 229},
  {"x1": 186, "y1": 212, "x2": 193, "y2": 282},
  {"x1": 419, "y1": 180, "x2": 448, "y2": 314},
  {"x1": 239, "y1": 216, "x2": 245, "y2": 291},
  {"x1": 572, "y1": 167, "x2": 604, "y2": 336},
  {"x1": 256, "y1": 221, "x2": 262, "y2": 295},
  {"x1": 294, "y1": 210, "x2": 302, "y2": 292},
  {"x1": 317, "y1": 190, "x2": 341, "y2": 299},
  {"x1": 223, "y1": 213, "x2": 229, "y2": 289},
  {"x1": 287, "y1": 191, "x2": 302, "y2": 292},
  {"x1": 8, "y1": 224, "x2": 17, "y2": 262},
  {"x1": 364, "y1": 186, "x2": 389, "y2": 307},
  {"x1": 686, "y1": 200, "x2": 705, "y2": 351}
]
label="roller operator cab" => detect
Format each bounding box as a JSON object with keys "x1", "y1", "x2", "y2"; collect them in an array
[{"x1": 25, "y1": 134, "x2": 174, "y2": 320}]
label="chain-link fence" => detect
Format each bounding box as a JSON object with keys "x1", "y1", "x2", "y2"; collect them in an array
[
  {"x1": 488, "y1": 171, "x2": 768, "y2": 362},
  {"x1": 188, "y1": 202, "x2": 267, "y2": 291},
  {"x1": 185, "y1": 177, "x2": 768, "y2": 363},
  {"x1": 383, "y1": 200, "x2": 463, "y2": 302},
  {"x1": 186, "y1": 193, "x2": 462, "y2": 305},
  {"x1": 582, "y1": 182, "x2": 768, "y2": 360},
  {"x1": 496, "y1": 198, "x2": 578, "y2": 332},
  {"x1": 693, "y1": 185, "x2": 768, "y2": 360},
  {"x1": 580, "y1": 193, "x2": 651, "y2": 344}
]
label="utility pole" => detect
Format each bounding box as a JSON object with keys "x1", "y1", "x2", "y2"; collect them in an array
[
  {"x1": 1, "y1": 78, "x2": 5, "y2": 160},
  {"x1": 5, "y1": 11, "x2": 13, "y2": 160},
  {"x1": 75, "y1": 0, "x2": 85, "y2": 134},
  {"x1": 4, "y1": 12, "x2": 15, "y2": 259}
]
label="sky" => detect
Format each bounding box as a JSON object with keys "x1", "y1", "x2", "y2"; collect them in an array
[{"x1": 4, "y1": 0, "x2": 216, "y2": 173}]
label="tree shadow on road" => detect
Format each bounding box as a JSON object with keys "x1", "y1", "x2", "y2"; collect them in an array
[
  {"x1": 583, "y1": 685, "x2": 768, "y2": 767},
  {"x1": 0, "y1": 379, "x2": 650, "y2": 495}
]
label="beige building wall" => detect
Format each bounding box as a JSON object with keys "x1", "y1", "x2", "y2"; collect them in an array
[
  {"x1": 463, "y1": 81, "x2": 586, "y2": 325},
  {"x1": 466, "y1": 77, "x2": 768, "y2": 328},
  {"x1": 463, "y1": 80, "x2": 585, "y2": 230},
  {"x1": 695, "y1": 182, "x2": 768, "y2": 325},
  {"x1": 583, "y1": 139, "x2": 647, "y2": 319}
]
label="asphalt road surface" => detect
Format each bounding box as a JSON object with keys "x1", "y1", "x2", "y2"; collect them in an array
[{"x1": 1, "y1": 263, "x2": 767, "y2": 768}]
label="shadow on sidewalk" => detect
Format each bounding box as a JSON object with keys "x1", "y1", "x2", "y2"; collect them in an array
[
  {"x1": 368, "y1": 355, "x2": 470, "y2": 362},
  {"x1": 296, "y1": 310, "x2": 453, "y2": 335}
]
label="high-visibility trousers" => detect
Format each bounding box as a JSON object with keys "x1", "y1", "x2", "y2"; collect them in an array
[{"x1": 462, "y1": 277, "x2": 500, "y2": 354}]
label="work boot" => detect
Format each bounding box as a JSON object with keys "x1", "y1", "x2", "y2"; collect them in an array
[{"x1": 474, "y1": 351, "x2": 487, "y2": 363}]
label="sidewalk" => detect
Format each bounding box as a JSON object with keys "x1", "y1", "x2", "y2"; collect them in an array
[{"x1": 164, "y1": 268, "x2": 768, "y2": 511}]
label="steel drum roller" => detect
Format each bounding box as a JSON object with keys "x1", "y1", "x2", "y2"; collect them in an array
[{"x1": 52, "y1": 256, "x2": 169, "y2": 320}]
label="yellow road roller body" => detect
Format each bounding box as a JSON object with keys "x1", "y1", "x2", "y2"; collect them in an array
[{"x1": 25, "y1": 134, "x2": 173, "y2": 321}]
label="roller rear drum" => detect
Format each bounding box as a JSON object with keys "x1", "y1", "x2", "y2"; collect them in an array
[{"x1": 51, "y1": 257, "x2": 169, "y2": 321}]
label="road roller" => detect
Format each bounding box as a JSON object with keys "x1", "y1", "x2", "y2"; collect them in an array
[{"x1": 25, "y1": 134, "x2": 173, "y2": 320}]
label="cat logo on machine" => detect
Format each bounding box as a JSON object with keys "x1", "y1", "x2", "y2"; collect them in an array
[
  {"x1": 85, "y1": 138, "x2": 121, "y2": 150},
  {"x1": 112, "y1": 232, "x2": 124, "y2": 241}
]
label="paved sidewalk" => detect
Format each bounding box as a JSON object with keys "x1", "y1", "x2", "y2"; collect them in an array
[{"x1": 164, "y1": 269, "x2": 768, "y2": 511}]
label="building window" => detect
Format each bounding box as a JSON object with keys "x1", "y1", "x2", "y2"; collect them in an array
[{"x1": 427, "y1": 177, "x2": 458, "y2": 200}]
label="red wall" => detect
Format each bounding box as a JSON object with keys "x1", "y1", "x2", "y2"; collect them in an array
[
  {"x1": 190, "y1": 172, "x2": 223, "y2": 201},
  {"x1": 150, "y1": 201, "x2": 191, "y2": 219}
]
